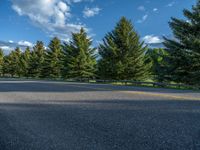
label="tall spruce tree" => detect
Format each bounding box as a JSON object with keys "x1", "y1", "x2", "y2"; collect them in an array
[
  {"x1": 0, "y1": 49, "x2": 4, "y2": 76},
  {"x1": 163, "y1": 0, "x2": 200, "y2": 85},
  {"x1": 21, "y1": 47, "x2": 31, "y2": 77},
  {"x1": 14, "y1": 47, "x2": 23, "y2": 77},
  {"x1": 29, "y1": 41, "x2": 46, "y2": 78},
  {"x1": 63, "y1": 28, "x2": 97, "y2": 79},
  {"x1": 3, "y1": 55, "x2": 11, "y2": 76},
  {"x1": 98, "y1": 17, "x2": 150, "y2": 80},
  {"x1": 4, "y1": 48, "x2": 21, "y2": 77},
  {"x1": 43, "y1": 37, "x2": 63, "y2": 78},
  {"x1": 146, "y1": 48, "x2": 168, "y2": 82}
]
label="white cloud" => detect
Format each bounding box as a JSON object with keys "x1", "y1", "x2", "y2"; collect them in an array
[
  {"x1": 153, "y1": 8, "x2": 158, "y2": 12},
  {"x1": 137, "y1": 14, "x2": 148, "y2": 23},
  {"x1": 11, "y1": 0, "x2": 90, "y2": 41},
  {"x1": 68, "y1": 0, "x2": 84, "y2": 3},
  {"x1": 18, "y1": 40, "x2": 33, "y2": 47},
  {"x1": 58, "y1": 1, "x2": 70, "y2": 12},
  {"x1": 167, "y1": 1, "x2": 175, "y2": 7},
  {"x1": 143, "y1": 35, "x2": 163, "y2": 44},
  {"x1": 83, "y1": 7, "x2": 101, "y2": 18},
  {"x1": 138, "y1": 6, "x2": 145, "y2": 11},
  {"x1": 66, "y1": 0, "x2": 94, "y2": 4},
  {"x1": 0, "y1": 40, "x2": 34, "y2": 54},
  {"x1": 0, "y1": 46, "x2": 11, "y2": 51}
]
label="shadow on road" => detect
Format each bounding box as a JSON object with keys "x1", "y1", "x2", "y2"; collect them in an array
[
  {"x1": 0, "y1": 81, "x2": 199, "y2": 94},
  {"x1": 0, "y1": 99, "x2": 200, "y2": 150}
]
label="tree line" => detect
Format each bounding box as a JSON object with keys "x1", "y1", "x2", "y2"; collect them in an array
[{"x1": 0, "y1": 0, "x2": 199, "y2": 85}]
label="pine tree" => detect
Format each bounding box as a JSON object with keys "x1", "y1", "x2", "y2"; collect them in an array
[
  {"x1": 0, "y1": 49, "x2": 4, "y2": 76},
  {"x1": 63, "y1": 28, "x2": 97, "y2": 79},
  {"x1": 21, "y1": 47, "x2": 31, "y2": 77},
  {"x1": 146, "y1": 48, "x2": 168, "y2": 82},
  {"x1": 4, "y1": 48, "x2": 19, "y2": 77},
  {"x1": 163, "y1": 0, "x2": 200, "y2": 85},
  {"x1": 29, "y1": 41, "x2": 46, "y2": 78},
  {"x1": 4, "y1": 47, "x2": 23, "y2": 77},
  {"x1": 43, "y1": 37, "x2": 63, "y2": 78},
  {"x1": 15, "y1": 47, "x2": 23, "y2": 77},
  {"x1": 98, "y1": 17, "x2": 150, "y2": 80},
  {"x1": 2, "y1": 55, "x2": 12, "y2": 77}
]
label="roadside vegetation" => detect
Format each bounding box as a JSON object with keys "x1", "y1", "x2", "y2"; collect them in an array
[{"x1": 0, "y1": 1, "x2": 199, "y2": 87}]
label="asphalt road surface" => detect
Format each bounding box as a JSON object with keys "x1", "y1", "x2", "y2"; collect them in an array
[{"x1": 0, "y1": 80, "x2": 200, "y2": 150}]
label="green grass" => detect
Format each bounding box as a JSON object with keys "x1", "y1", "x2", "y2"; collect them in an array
[{"x1": 88, "y1": 81, "x2": 199, "y2": 91}]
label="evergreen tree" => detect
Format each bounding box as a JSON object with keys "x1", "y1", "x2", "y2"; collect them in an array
[
  {"x1": 163, "y1": 0, "x2": 200, "y2": 85},
  {"x1": 4, "y1": 49, "x2": 18, "y2": 77},
  {"x1": 43, "y1": 37, "x2": 63, "y2": 78},
  {"x1": 4, "y1": 47, "x2": 23, "y2": 77},
  {"x1": 146, "y1": 48, "x2": 168, "y2": 82},
  {"x1": 0, "y1": 49, "x2": 4, "y2": 76},
  {"x1": 2, "y1": 55, "x2": 12, "y2": 76},
  {"x1": 29, "y1": 41, "x2": 46, "y2": 78},
  {"x1": 98, "y1": 17, "x2": 150, "y2": 80},
  {"x1": 21, "y1": 47, "x2": 31, "y2": 77},
  {"x1": 63, "y1": 28, "x2": 97, "y2": 79},
  {"x1": 14, "y1": 47, "x2": 23, "y2": 77}
]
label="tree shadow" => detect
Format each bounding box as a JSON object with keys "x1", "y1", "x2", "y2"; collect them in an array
[
  {"x1": 0, "y1": 80, "x2": 199, "y2": 94},
  {"x1": 0, "y1": 99, "x2": 200, "y2": 150}
]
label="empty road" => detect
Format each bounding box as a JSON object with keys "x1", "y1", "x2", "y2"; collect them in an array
[{"x1": 0, "y1": 80, "x2": 200, "y2": 150}]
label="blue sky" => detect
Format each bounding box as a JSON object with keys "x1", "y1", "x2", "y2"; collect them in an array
[{"x1": 0, "y1": 0, "x2": 196, "y2": 52}]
